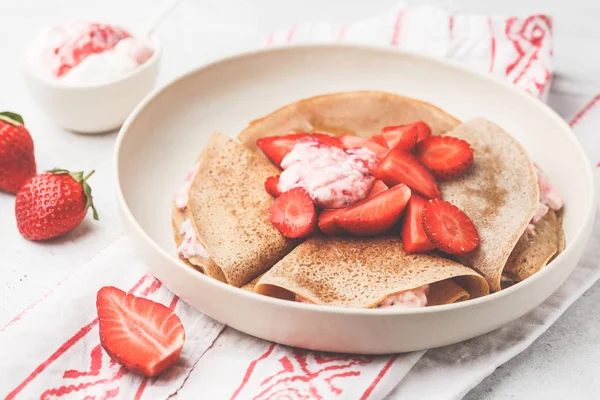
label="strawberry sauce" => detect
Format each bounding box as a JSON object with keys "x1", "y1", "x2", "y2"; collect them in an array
[{"x1": 278, "y1": 141, "x2": 377, "y2": 209}]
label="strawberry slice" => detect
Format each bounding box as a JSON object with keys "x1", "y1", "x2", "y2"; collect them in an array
[
  {"x1": 96, "y1": 286, "x2": 185, "y2": 377},
  {"x1": 264, "y1": 175, "x2": 281, "y2": 197},
  {"x1": 337, "y1": 184, "x2": 411, "y2": 236},
  {"x1": 412, "y1": 121, "x2": 432, "y2": 143},
  {"x1": 401, "y1": 194, "x2": 436, "y2": 253},
  {"x1": 317, "y1": 208, "x2": 344, "y2": 235},
  {"x1": 257, "y1": 133, "x2": 343, "y2": 167},
  {"x1": 368, "y1": 134, "x2": 389, "y2": 149},
  {"x1": 367, "y1": 179, "x2": 389, "y2": 198},
  {"x1": 339, "y1": 134, "x2": 388, "y2": 159},
  {"x1": 377, "y1": 149, "x2": 441, "y2": 199},
  {"x1": 269, "y1": 187, "x2": 317, "y2": 238},
  {"x1": 380, "y1": 124, "x2": 418, "y2": 152},
  {"x1": 422, "y1": 199, "x2": 479, "y2": 254},
  {"x1": 415, "y1": 136, "x2": 474, "y2": 180}
]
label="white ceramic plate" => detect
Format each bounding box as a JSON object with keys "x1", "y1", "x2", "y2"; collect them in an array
[{"x1": 115, "y1": 45, "x2": 595, "y2": 354}]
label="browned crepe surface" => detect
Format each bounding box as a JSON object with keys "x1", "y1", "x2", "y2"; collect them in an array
[
  {"x1": 187, "y1": 133, "x2": 297, "y2": 287},
  {"x1": 504, "y1": 209, "x2": 563, "y2": 282},
  {"x1": 241, "y1": 274, "x2": 264, "y2": 292},
  {"x1": 439, "y1": 119, "x2": 539, "y2": 292},
  {"x1": 255, "y1": 236, "x2": 489, "y2": 308},
  {"x1": 237, "y1": 91, "x2": 460, "y2": 152}
]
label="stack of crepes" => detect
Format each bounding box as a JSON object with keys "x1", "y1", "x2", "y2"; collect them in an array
[{"x1": 172, "y1": 91, "x2": 565, "y2": 307}]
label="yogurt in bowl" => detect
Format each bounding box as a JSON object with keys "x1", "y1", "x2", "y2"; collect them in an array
[{"x1": 21, "y1": 22, "x2": 160, "y2": 133}]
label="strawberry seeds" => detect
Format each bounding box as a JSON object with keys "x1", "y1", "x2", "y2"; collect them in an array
[{"x1": 259, "y1": 121, "x2": 479, "y2": 255}]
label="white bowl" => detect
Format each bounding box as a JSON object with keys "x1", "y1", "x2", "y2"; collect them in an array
[
  {"x1": 20, "y1": 32, "x2": 160, "y2": 134},
  {"x1": 115, "y1": 45, "x2": 595, "y2": 354}
]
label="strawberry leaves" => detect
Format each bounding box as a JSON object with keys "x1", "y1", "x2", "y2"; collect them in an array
[
  {"x1": 48, "y1": 168, "x2": 99, "y2": 220},
  {"x1": 0, "y1": 111, "x2": 24, "y2": 126}
]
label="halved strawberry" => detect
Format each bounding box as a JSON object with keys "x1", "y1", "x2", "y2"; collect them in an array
[
  {"x1": 337, "y1": 184, "x2": 411, "y2": 236},
  {"x1": 380, "y1": 124, "x2": 418, "y2": 152},
  {"x1": 401, "y1": 194, "x2": 435, "y2": 253},
  {"x1": 317, "y1": 208, "x2": 344, "y2": 235},
  {"x1": 415, "y1": 136, "x2": 473, "y2": 180},
  {"x1": 257, "y1": 133, "x2": 343, "y2": 167},
  {"x1": 96, "y1": 286, "x2": 185, "y2": 377},
  {"x1": 422, "y1": 199, "x2": 479, "y2": 254},
  {"x1": 264, "y1": 175, "x2": 281, "y2": 197},
  {"x1": 377, "y1": 150, "x2": 441, "y2": 199},
  {"x1": 413, "y1": 121, "x2": 432, "y2": 143},
  {"x1": 368, "y1": 134, "x2": 389, "y2": 149},
  {"x1": 339, "y1": 134, "x2": 388, "y2": 159},
  {"x1": 269, "y1": 187, "x2": 317, "y2": 238},
  {"x1": 367, "y1": 179, "x2": 389, "y2": 198}
]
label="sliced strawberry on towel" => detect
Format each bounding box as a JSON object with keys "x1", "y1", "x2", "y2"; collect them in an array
[
  {"x1": 339, "y1": 134, "x2": 388, "y2": 159},
  {"x1": 380, "y1": 124, "x2": 418, "y2": 152},
  {"x1": 422, "y1": 199, "x2": 479, "y2": 254},
  {"x1": 264, "y1": 175, "x2": 281, "y2": 197},
  {"x1": 337, "y1": 184, "x2": 411, "y2": 236},
  {"x1": 96, "y1": 286, "x2": 185, "y2": 377},
  {"x1": 377, "y1": 149, "x2": 441, "y2": 199},
  {"x1": 257, "y1": 133, "x2": 343, "y2": 167},
  {"x1": 317, "y1": 208, "x2": 344, "y2": 235},
  {"x1": 415, "y1": 136, "x2": 473, "y2": 180},
  {"x1": 270, "y1": 187, "x2": 317, "y2": 238},
  {"x1": 401, "y1": 194, "x2": 436, "y2": 253},
  {"x1": 367, "y1": 179, "x2": 389, "y2": 198}
]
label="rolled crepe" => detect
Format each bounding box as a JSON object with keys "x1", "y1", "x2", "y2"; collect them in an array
[
  {"x1": 504, "y1": 209, "x2": 564, "y2": 282},
  {"x1": 237, "y1": 91, "x2": 460, "y2": 153},
  {"x1": 173, "y1": 132, "x2": 297, "y2": 287},
  {"x1": 439, "y1": 119, "x2": 540, "y2": 292},
  {"x1": 172, "y1": 202, "x2": 227, "y2": 283},
  {"x1": 255, "y1": 236, "x2": 489, "y2": 308}
]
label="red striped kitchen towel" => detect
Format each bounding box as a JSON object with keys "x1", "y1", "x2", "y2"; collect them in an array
[{"x1": 7, "y1": 3, "x2": 598, "y2": 400}]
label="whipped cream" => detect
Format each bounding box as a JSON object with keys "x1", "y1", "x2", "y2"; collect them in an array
[
  {"x1": 175, "y1": 163, "x2": 200, "y2": 210},
  {"x1": 376, "y1": 285, "x2": 429, "y2": 308},
  {"x1": 279, "y1": 141, "x2": 377, "y2": 208},
  {"x1": 294, "y1": 284, "x2": 429, "y2": 308},
  {"x1": 25, "y1": 23, "x2": 154, "y2": 85},
  {"x1": 177, "y1": 218, "x2": 210, "y2": 260},
  {"x1": 526, "y1": 166, "x2": 563, "y2": 234}
]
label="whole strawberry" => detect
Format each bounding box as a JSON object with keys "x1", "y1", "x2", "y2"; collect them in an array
[
  {"x1": 15, "y1": 169, "x2": 99, "y2": 241},
  {"x1": 0, "y1": 112, "x2": 36, "y2": 194}
]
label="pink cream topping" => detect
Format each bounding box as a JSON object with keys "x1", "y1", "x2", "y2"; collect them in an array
[
  {"x1": 294, "y1": 285, "x2": 429, "y2": 308},
  {"x1": 177, "y1": 218, "x2": 210, "y2": 260},
  {"x1": 527, "y1": 167, "x2": 563, "y2": 233},
  {"x1": 278, "y1": 141, "x2": 377, "y2": 208},
  {"x1": 376, "y1": 285, "x2": 429, "y2": 308},
  {"x1": 175, "y1": 163, "x2": 200, "y2": 210}
]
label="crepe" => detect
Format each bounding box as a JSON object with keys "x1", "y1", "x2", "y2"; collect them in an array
[
  {"x1": 172, "y1": 202, "x2": 226, "y2": 282},
  {"x1": 173, "y1": 132, "x2": 297, "y2": 287},
  {"x1": 254, "y1": 236, "x2": 489, "y2": 308},
  {"x1": 439, "y1": 119, "x2": 540, "y2": 292},
  {"x1": 237, "y1": 91, "x2": 460, "y2": 152},
  {"x1": 504, "y1": 209, "x2": 564, "y2": 282}
]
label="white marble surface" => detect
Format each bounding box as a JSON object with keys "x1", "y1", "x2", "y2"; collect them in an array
[{"x1": 0, "y1": 0, "x2": 598, "y2": 398}]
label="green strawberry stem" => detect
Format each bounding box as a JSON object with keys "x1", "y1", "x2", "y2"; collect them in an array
[
  {"x1": 47, "y1": 168, "x2": 99, "y2": 221},
  {"x1": 0, "y1": 111, "x2": 24, "y2": 126}
]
